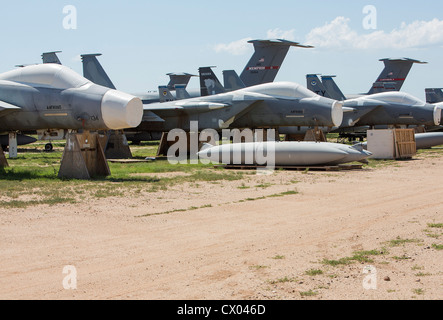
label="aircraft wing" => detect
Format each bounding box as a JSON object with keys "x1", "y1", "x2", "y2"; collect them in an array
[
  {"x1": 144, "y1": 102, "x2": 231, "y2": 116},
  {"x1": 144, "y1": 98, "x2": 263, "y2": 129},
  {"x1": 341, "y1": 100, "x2": 383, "y2": 127},
  {"x1": 0, "y1": 100, "x2": 21, "y2": 118}
]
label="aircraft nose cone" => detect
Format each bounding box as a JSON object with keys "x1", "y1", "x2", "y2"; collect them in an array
[{"x1": 101, "y1": 90, "x2": 143, "y2": 130}]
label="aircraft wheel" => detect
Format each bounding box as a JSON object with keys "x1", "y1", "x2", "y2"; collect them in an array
[{"x1": 45, "y1": 143, "x2": 53, "y2": 152}]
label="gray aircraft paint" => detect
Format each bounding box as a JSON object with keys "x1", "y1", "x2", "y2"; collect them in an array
[
  {"x1": 42, "y1": 51, "x2": 62, "y2": 65},
  {"x1": 199, "y1": 67, "x2": 225, "y2": 97},
  {"x1": 77, "y1": 39, "x2": 310, "y2": 104},
  {"x1": 415, "y1": 132, "x2": 443, "y2": 149},
  {"x1": 240, "y1": 39, "x2": 313, "y2": 87},
  {"x1": 309, "y1": 58, "x2": 427, "y2": 99},
  {"x1": 341, "y1": 92, "x2": 441, "y2": 128},
  {"x1": 0, "y1": 64, "x2": 143, "y2": 133},
  {"x1": 81, "y1": 54, "x2": 117, "y2": 90},
  {"x1": 321, "y1": 76, "x2": 346, "y2": 101},
  {"x1": 306, "y1": 74, "x2": 332, "y2": 99},
  {"x1": 368, "y1": 58, "x2": 427, "y2": 95},
  {"x1": 197, "y1": 141, "x2": 372, "y2": 166},
  {"x1": 425, "y1": 88, "x2": 443, "y2": 104},
  {"x1": 223, "y1": 70, "x2": 246, "y2": 92},
  {"x1": 138, "y1": 82, "x2": 343, "y2": 132}
]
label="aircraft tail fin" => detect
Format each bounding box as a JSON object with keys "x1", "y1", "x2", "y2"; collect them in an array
[
  {"x1": 425, "y1": 88, "x2": 443, "y2": 104},
  {"x1": 306, "y1": 74, "x2": 330, "y2": 98},
  {"x1": 223, "y1": 70, "x2": 246, "y2": 92},
  {"x1": 42, "y1": 51, "x2": 62, "y2": 64},
  {"x1": 199, "y1": 66, "x2": 225, "y2": 97},
  {"x1": 81, "y1": 54, "x2": 116, "y2": 90},
  {"x1": 158, "y1": 86, "x2": 176, "y2": 103},
  {"x1": 368, "y1": 58, "x2": 427, "y2": 94},
  {"x1": 240, "y1": 39, "x2": 313, "y2": 87},
  {"x1": 175, "y1": 84, "x2": 191, "y2": 100},
  {"x1": 167, "y1": 73, "x2": 197, "y2": 90},
  {"x1": 321, "y1": 75, "x2": 346, "y2": 101}
]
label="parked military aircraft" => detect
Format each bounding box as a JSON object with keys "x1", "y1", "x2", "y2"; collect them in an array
[
  {"x1": 138, "y1": 81, "x2": 343, "y2": 134},
  {"x1": 0, "y1": 64, "x2": 143, "y2": 138},
  {"x1": 76, "y1": 39, "x2": 312, "y2": 103},
  {"x1": 308, "y1": 58, "x2": 427, "y2": 100}
]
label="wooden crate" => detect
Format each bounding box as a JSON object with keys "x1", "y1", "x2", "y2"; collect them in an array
[
  {"x1": 367, "y1": 129, "x2": 416, "y2": 160},
  {"x1": 394, "y1": 129, "x2": 416, "y2": 159}
]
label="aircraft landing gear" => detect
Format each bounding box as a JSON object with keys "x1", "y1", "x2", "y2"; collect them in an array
[{"x1": 45, "y1": 143, "x2": 53, "y2": 152}]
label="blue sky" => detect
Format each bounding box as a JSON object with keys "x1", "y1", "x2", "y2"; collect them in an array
[{"x1": 1, "y1": 0, "x2": 443, "y2": 99}]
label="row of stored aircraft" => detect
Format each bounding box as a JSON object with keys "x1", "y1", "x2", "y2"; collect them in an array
[{"x1": 1, "y1": 39, "x2": 443, "y2": 156}]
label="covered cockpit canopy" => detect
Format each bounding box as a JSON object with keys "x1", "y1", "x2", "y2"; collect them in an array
[
  {"x1": 244, "y1": 82, "x2": 318, "y2": 99},
  {"x1": 0, "y1": 64, "x2": 91, "y2": 90},
  {"x1": 368, "y1": 92, "x2": 426, "y2": 106}
]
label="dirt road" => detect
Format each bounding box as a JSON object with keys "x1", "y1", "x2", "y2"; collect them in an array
[{"x1": 0, "y1": 153, "x2": 442, "y2": 300}]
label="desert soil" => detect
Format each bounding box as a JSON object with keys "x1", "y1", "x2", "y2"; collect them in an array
[{"x1": 0, "y1": 152, "x2": 442, "y2": 300}]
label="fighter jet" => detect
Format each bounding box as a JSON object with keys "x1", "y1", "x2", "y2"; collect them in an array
[
  {"x1": 340, "y1": 92, "x2": 441, "y2": 129},
  {"x1": 0, "y1": 64, "x2": 143, "y2": 136},
  {"x1": 279, "y1": 89, "x2": 441, "y2": 142},
  {"x1": 77, "y1": 39, "x2": 312, "y2": 103},
  {"x1": 138, "y1": 81, "x2": 343, "y2": 134},
  {"x1": 308, "y1": 58, "x2": 427, "y2": 100}
]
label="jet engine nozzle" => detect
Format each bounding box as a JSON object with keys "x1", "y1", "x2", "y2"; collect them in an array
[{"x1": 101, "y1": 90, "x2": 143, "y2": 130}]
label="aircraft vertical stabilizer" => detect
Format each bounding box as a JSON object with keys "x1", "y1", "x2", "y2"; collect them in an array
[
  {"x1": 81, "y1": 54, "x2": 116, "y2": 90},
  {"x1": 240, "y1": 39, "x2": 313, "y2": 87},
  {"x1": 199, "y1": 66, "x2": 225, "y2": 97},
  {"x1": 306, "y1": 74, "x2": 331, "y2": 98},
  {"x1": 42, "y1": 51, "x2": 62, "y2": 65},
  {"x1": 368, "y1": 58, "x2": 427, "y2": 94},
  {"x1": 321, "y1": 75, "x2": 346, "y2": 101},
  {"x1": 223, "y1": 70, "x2": 246, "y2": 92}
]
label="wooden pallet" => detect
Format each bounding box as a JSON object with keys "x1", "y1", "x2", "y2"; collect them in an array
[{"x1": 215, "y1": 164, "x2": 363, "y2": 171}]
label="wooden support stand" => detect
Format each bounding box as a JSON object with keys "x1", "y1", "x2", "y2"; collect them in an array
[
  {"x1": 58, "y1": 131, "x2": 111, "y2": 180},
  {"x1": 0, "y1": 145, "x2": 8, "y2": 167},
  {"x1": 284, "y1": 128, "x2": 327, "y2": 142},
  {"x1": 156, "y1": 132, "x2": 213, "y2": 157},
  {"x1": 104, "y1": 130, "x2": 133, "y2": 159}
]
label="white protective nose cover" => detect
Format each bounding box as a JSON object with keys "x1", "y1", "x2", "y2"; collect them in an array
[
  {"x1": 434, "y1": 105, "x2": 442, "y2": 126},
  {"x1": 101, "y1": 90, "x2": 143, "y2": 130},
  {"x1": 331, "y1": 101, "x2": 344, "y2": 127}
]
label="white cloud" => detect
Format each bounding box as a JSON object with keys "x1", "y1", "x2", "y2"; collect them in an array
[
  {"x1": 266, "y1": 28, "x2": 296, "y2": 41},
  {"x1": 213, "y1": 28, "x2": 297, "y2": 55},
  {"x1": 213, "y1": 37, "x2": 253, "y2": 56},
  {"x1": 306, "y1": 17, "x2": 443, "y2": 50}
]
